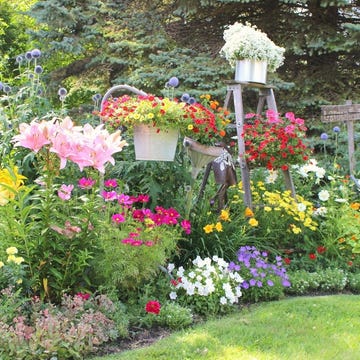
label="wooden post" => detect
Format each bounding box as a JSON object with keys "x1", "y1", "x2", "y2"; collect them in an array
[{"x1": 321, "y1": 101, "x2": 360, "y2": 175}]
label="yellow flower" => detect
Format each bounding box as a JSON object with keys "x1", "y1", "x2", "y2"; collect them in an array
[
  {"x1": 6, "y1": 247, "x2": 18, "y2": 255},
  {"x1": 0, "y1": 261, "x2": 4, "y2": 268},
  {"x1": 290, "y1": 224, "x2": 301, "y2": 234},
  {"x1": 264, "y1": 206, "x2": 272, "y2": 212},
  {"x1": 244, "y1": 207, "x2": 254, "y2": 217},
  {"x1": 0, "y1": 166, "x2": 26, "y2": 205},
  {"x1": 203, "y1": 224, "x2": 214, "y2": 234},
  {"x1": 219, "y1": 209, "x2": 230, "y2": 221},
  {"x1": 215, "y1": 222, "x2": 223, "y2": 232},
  {"x1": 16, "y1": 279, "x2": 23, "y2": 284},
  {"x1": 7, "y1": 255, "x2": 16, "y2": 263},
  {"x1": 14, "y1": 256, "x2": 25, "y2": 265},
  {"x1": 248, "y1": 218, "x2": 258, "y2": 227},
  {"x1": 187, "y1": 124, "x2": 194, "y2": 130}
]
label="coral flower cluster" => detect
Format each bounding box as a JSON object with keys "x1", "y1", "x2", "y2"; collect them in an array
[{"x1": 242, "y1": 110, "x2": 311, "y2": 170}]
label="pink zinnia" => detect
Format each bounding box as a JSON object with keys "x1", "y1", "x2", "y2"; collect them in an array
[
  {"x1": 101, "y1": 190, "x2": 117, "y2": 201},
  {"x1": 131, "y1": 240, "x2": 143, "y2": 247},
  {"x1": 78, "y1": 177, "x2": 96, "y2": 189},
  {"x1": 117, "y1": 193, "x2": 133, "y2": 207},
  {"x1": 111, "y1": 213, "x2": 125, "y2": 224},
  {"x1": 181, "y1": 219, "x2": 192, "y2": 234},
  {"x1": 104, "y1": 178, "x2": 118, "y2": 188}
]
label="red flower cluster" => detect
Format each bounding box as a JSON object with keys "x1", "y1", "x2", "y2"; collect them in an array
[
  {"x1": 145, "y1": 300, "x2": 161, "y2": 315},
  {"x1": 183, "y1": 94, "x2": 231, "y2": 145},
  {"x1": 242, "y1": 110, "x2": 311, "y2": 170}
]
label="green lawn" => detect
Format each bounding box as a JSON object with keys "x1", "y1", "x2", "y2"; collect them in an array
[{"x1": 92, "y1": 295, "x2": 360, "y2": 360}]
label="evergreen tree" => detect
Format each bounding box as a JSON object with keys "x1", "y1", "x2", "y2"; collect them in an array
[{"x1": 23, "y1": 0, "x2": 360, "y2": 116}]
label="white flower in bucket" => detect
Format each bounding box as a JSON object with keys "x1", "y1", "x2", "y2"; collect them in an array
[{"x1": 220, "y1": 22, "x2": 285, "y2": 73}]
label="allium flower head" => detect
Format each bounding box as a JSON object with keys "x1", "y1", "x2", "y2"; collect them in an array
[
  {"x1": 181, "y1": 93, "x2": 190, "y2": 102},
  {"x1": 58, "y1": 87, "x2": 68, "y2": 97},
  {"x1": 34, "y1": 65, "x2": 43, "y2": 74},
  {"x1": 167, "y1": 77, "x2": 179, "y2": 87},
  {"x1": 25, "y1": 51, "x2": 32, "y2": 60},
  {"x1": 320, "y1": 133, "x2": 328, "y2": 140},
  {"x1": 31, "y1": 49, "x2": 42, "y2": 58},
  {"x1": 16, "y1": 55, "x2": 23, "y2": 63}
]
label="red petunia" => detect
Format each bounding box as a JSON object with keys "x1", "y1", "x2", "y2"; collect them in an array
[
  {"x1": 309, "y1": 253, "x2": 317, "y2": 260},
  {"x1": 316, "y1": 246, "x2": 326, "y2": 254}
]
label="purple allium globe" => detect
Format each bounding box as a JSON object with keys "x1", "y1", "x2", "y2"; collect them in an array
[
  {"x1": 320, "y1": 133, "x2": 329, "y2": 140},
  {"x1": 25, "y1": 51, "x2": 32, "y2": 60},
  {"x1": 58, "y1": 87, "x2": 68, "y2": 97},
  {"x1": 333, "y1": 126, "x2": 340, "y2": 133},
  {"x1": 167, "y1": 77, "x2": 179, "y2": 87},
  {"x1": 31, "y1": 49, "x2": 42, "y2": 58},
  {"x1": 3, "y1": 85, "x2": 11, "y2": 93},
  {"x1": 34, "y1": 65, "x2": 43, "y2": 74},
  {"x1": 93, "y1": 93, "x2": 102, "y2": 102},
  {"x1": 16, "y1": 55, "x2": 23, "y2": 64},
  {"x1": 188, "y1": 97, "x2": 196, "y2": 105},
  {"x1": 181, "y1": 93, "x2": 190, "y2": 102}
]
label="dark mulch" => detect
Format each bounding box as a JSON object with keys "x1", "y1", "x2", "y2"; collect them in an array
[{"x1": 94, "y1": 327, "x2": 172, "y2": 357}]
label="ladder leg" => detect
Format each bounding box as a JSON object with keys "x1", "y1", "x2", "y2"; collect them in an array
[
  {"x1": 223, "y1": 90, "x2": 233, "y2": 110},
  {"x1": 230, "y1": 84, "x2": 253, "y2": 208},
  {"x1": 282, "y1": 169, "x2": 296, "y2": 199}
]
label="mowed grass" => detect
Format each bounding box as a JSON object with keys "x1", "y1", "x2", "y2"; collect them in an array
[{"x1": 92, "y1": 295, "x2": 360, "y2": 360}]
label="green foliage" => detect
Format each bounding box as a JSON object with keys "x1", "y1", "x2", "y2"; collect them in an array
[
  {"x1": 347, "y1": 272, "x2": 360, "y2": 294},
  {"x1": 108, "y1": 149, "x2": 192, "y2": 212},
  {"x1": 286, "y1": 268, "x2": 348, "y2": 295},
  {"x1": 156, "y1": 302, "x2": 193, "y2": 330},
  {"x1": 0, "y1": 0, "x2": 36, "y2": 79},
  {"x1": 0, "y1": 166, "x2": 101, "y2": 302}
]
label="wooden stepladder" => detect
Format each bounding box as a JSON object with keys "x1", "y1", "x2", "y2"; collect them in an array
[{"x1": 224, "y1": 81, "x2": 296, "y2": 209}]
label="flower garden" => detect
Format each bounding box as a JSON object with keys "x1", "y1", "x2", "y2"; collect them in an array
[{"x1": 0, "y1": 49, "x2": 360, "y2": 359}]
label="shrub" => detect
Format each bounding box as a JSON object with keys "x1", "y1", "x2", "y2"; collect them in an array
[
  {"x1": 347, "y1": 272, "x2": 360, "y2": 294},
  {"x1": 156, "y1": 302, "x2": 193, "y2": 330},
  {"x1": 286, "y1": 268, "x2": 348, "y2": 295},
  {"x1": 0, "y1": 292, "x2": 128, "y2": 359}
]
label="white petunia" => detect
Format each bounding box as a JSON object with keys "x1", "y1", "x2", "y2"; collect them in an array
[
  {"x1": 318, "y1": 190, "x2": 330, "y2": 201},
  {"x1": 167, "y1": 263, "x2": 175, "y2": 272},
  {"x1": 220, "y1": 296, "x2": 228, "y2": 305},
  {"x1": 313, "y1": 206, "x2": 327, "y2": 216}
]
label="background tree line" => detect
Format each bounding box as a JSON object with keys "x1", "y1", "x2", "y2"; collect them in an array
[{"x1": 0, "y1": 0, "x2": 359, "y2": 120}]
